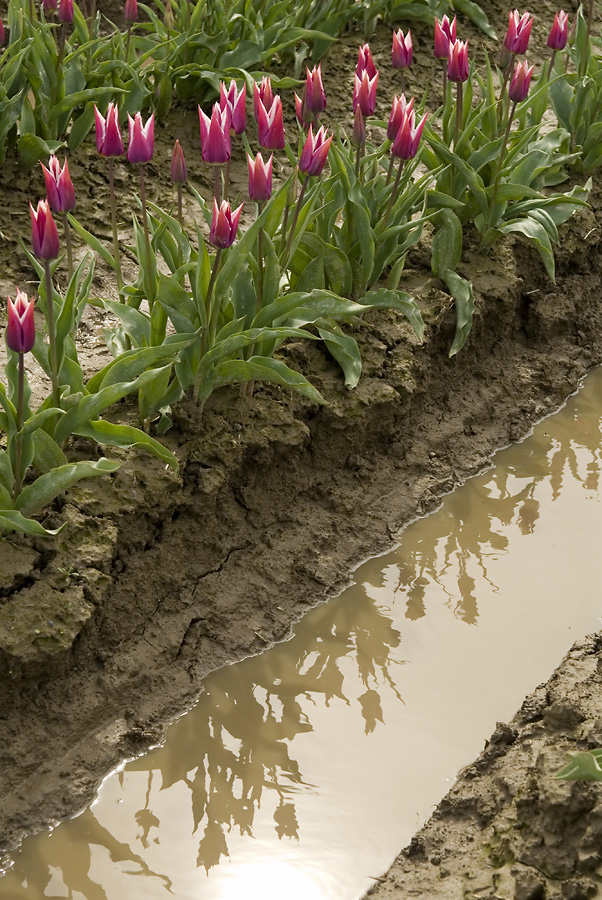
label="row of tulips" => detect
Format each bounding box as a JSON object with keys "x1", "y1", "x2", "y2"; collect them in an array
[{"x1": 0, "y1": 3, "x2": 598, "y2": 537}]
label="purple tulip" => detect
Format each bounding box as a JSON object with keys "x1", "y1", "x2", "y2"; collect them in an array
[
  {"x1": 508, "y1": 59, "x2": 534, "y2": 102},
  {"x1": 356, "y1": 43, "x2": 377, "y2": 79},
  {"x1": 391, "y1": 109, "x2": 427, "y2": 160},
  {"x1": 209, "y1": 198, "x2": 243, "y2": 249},
  {"x1": 434, "y1": 15, "x2": 456, "y2": 59},
  {"x1": 43, "y1": 0, "x2": 58, "y2": 11},
  {"x1": 504, "y1": 10, "x2": 533, "y2": 55},
  {"x1": 253, "y1": 77, "x2": 274, "y2": 120},
  {"x1": 353, "y1": 69, "x2": 379, "y2": 117},
  {"x1": 41, "y1": 156, "x2": 76, "y2": 214},
  {"x1": 127, "y1": 112, "x2": 154, "y2": 164},
  {"x1": 94, "y1": 103, "x2": 125, "y2": 157},
  {"x1": 548, "y1": 11, "x2": 569, "y2": 51},
  {"x1": 57, "y1": 0, "x2": 73, "y2": 23},
  {"x1": 6, "y1": 289, "x2": 35, "y2": 355},
  {"x1": 220, "y1": 80, "x2": 247, "y2": 135},
  {"x1": 295, "y1": 91, "x2": 310, "y2": 127},
  {"x1": 124, "y1": 0, "x2": 137, "y2": 22},
  {"x1": 304, "y1": 63, "x2": 327, "y2": 114},
  {"x1": 392, "y1": 28, "x2": 412, "y2": 69},
  {"x1": 247, "y1": 152, "x2": 273, "y2": 203},
  {"x1": 256, "y1": 94, "x2": 285, "y2": 151},
  {"x1": 30, "y1": 199, "x2": 60, "y2": 260},
  {"x1": 387, "y1": 94, "x2": 414, "y2": 141},
  {"x1": 170, "y1": 140, "x2": 187, "y2": 184},
  {"x1": 447, "y1": 39, "x2": 469, "y2": 83},
  {"x1": 299, "y1": 124, "x2": 332, "y2": 176},
  {"x1": 199, "y1": 104, "x2": 231, "y2": 164}
]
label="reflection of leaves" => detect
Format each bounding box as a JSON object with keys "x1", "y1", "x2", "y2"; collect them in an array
[
  {"x1": 197, "y1": 821, "x2": 230, "y2": 874},
  {"x1": 358, "y1": 689, "x2": 384, "y2": 735},
  {"x1": 274, "y1": 799, "x2": 299, "y2": 840}
]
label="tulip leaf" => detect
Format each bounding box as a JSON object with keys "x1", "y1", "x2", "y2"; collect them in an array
[
  {"x1": 102, "y1": 298, "x2": 152, "y2": 346},
  {"x1": 0, "y1": 448, "x2": 13, "y2": 494},
  {"x1": 212, "y1": 356, "x2": 325, "y2": 405},
  {"x1": 556, "y1": 750, "x2": 602, "y2": 782},
  {"x1": 18, "y1": 132, "x2": 53, "y2": 167},
  {"x1": 317, "y1": 324, "x2": 362, "y2": 389},
  {"x1": 33, "y1": 429, "x2": 68, "y2": 474},
  {"x1": 442, "y1": 270, "x2": 475, "y2": 357},
  {"x1": 68, "y1": 214, "x2": 117, "y2": 270},
  {"x1": 16, "y1": 458, "x2": 121, "y2": 517},
  {"x1": 0, "y1": 509, "x2": 66, "y2": 537},
  {"x1": 432, "y1": 209, "x2": 463, "y2": 279},
  {"x1": 359, "y1": 289, "x2": 425, "y2": 342},
  {"x1": 86, "y1": 335, "x2": 198, "y2": 393},
  {"x1": 73, "y1": 420, "x2": 178, "y2": 473},
  {"x1": 497, "y1": 216, "x2": 556, "y2": 282}
]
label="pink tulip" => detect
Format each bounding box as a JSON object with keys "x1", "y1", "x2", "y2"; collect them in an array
[
  {"x1": 170, "y1": 140, "x2": 187, "y2": 184},
  {"x1": 447, "y1": 39, "x2": 469, "y2": 83},
  {"x1": 548, "y1": 11, "x2": 569, "y2": 51},
  {"x1": 392, "y1": 28, "x2": 412, "y2": 69},
  {"x1": 43, "y1": 0, "x2": 58, "y2": 11},
  {"x1": 127, "y1": 112, "x2": 154, "y2": 164},
  {"x1": 391, "y1": 109, "x2": 427, "y2": 160},
  {"x1": 387, "y1": 94, "x2": 414, "y2": 141},
  {"x1": 124, "y1": 0, "x2": 137, "y2": 22},
  {"x1": 41, "y1": 155, "x2": 76, "y2": 213},
  {"x1": 220, "y1": 80, "x2": 246, "y2": 135},
  {"x1": 57, "y1": 0, "x2": 73, "y2": 23},
  {"x1": 6, "y1": 289, "x2": 35, "y2": 355},
  {"x1": 30, "y1": 199, "x2": 60, "y2": 260},
  {"x1": 247, "y1": 152, "x2": 273, "y2": 203},
  {"x1": 209, "y1": 198, "x2": 243, "y2": 249},
  {"x1": 295, "y1": 91, "x2": 310, "y2": 127},
  {"x1": 508, "y1": 59, "x2": 534, "y2": 102},
  {"x1": 504, "y1": 10, "x2": 533, "y2": 55},
  {"x1": 94, "y1": 103, "x2": 124, "y2": 157},
  {"x1": 434, "y1": 15, "x2": 456, "y2": 59},
  {"x1": 351, "y1": 106, "x2": 366, "y2": 148},
  {"x1": 256, "y1": 94, "x2": 285, "y2": 150},
  {"x1": 253, "y1": 77, "x2": 274, "y2": 120},
  {"x1": 304, "y1": 63, "x2": 326, "y2": 114},
  {"x1": 356, "y1": 43, "x2": 377, "y2": 79},
  {"x1": 0, "y1": 18, "x2": 5, "y2": 45},
  {"x1": 199, "y1": 103, "x2": 231, "y2": 164},
  {"x1": 299, "y1": 124, "x2": 332, "y2": 176},
  {"x1": 353, "y1": 69, "x2": 379, "y2": 117}
]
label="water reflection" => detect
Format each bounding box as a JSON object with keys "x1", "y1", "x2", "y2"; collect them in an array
[{"x1": 4, "y1": 371, "x2": 602, "y2": 900}]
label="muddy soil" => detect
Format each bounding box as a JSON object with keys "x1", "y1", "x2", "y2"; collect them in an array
[{"x1": 1, "y1": 1, "x2": 601, "y2": 897}]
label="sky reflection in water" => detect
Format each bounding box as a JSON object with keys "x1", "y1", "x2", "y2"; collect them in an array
[{"x1": 3, "y1": 370, "x2": 602, "y2": 900}]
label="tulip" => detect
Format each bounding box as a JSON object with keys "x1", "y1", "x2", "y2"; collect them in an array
[
  {"x1": 209, "y1": 197, "x2": 243, "y2": 249},
  {"x1": 0, "y1": 18, "x2": 5, "y2": 45},
  {"x1": 170, "y1": 140, "x2": 187, "y2": 184},
  {"x1": 447, "y1": 39, "x2": 469, "y2": 83},
  {"x1": 124, "y1": 0, "x2": 137, "y2": 21},
  {"x1": 391, "y1": 109, "x2": 426, "y2": 160},
  {"x1": 256, "y1": 94, "x2": 285, "y2": 150},
  {"x1": 253, "y1": 77, "x2": 274, "y2": 120},
  {"x1": 6, "y1": 290, "x2": 35, "y2": 355},
  {"x1": 57, "y1": 0, "x2": 73, "y2": 23},
  {"x1": 353, "y1": 69, "x2": 379, "y2": 117},
  {"x1": 199, "y1": 103, "x2": 231, "y2": 164},
  {"x1": 299, "y1": 124, "x2": 332, "y2": 176},
  {"x1": 392, "y1": 28, "x2": 412, "y2": 69},
  {"x1": 387, "y1": 94, "x2": 414, "y2": 141},
  {"x1": 548, "y1": 11, "x2": 569, "y2": 51},
  {"x1": 94, "y1": 103, "x2": 124, "y2": 157},
  {"x1": 247, "y1": 152, "x2": 272, "y2": 203},
  {"x1": 351, "y1": 106, "x2": 366, "y2": 149},
  {"x1": 304, "y1": 64, "x2": 327, "y2": 115},
  {"x1": 434, "y1": 15, "x2": 456, "y2": 59},
  {"x1": 508, "y1": 59, "x2": 533, "y2": 103},
  {"x1": 30, "y1": 199, "x2": 59, "y2": 260},
  {"x1": 295, "y1": 91, "x2": 310, "y2": 127},
  {"x1": 504, "y1": 10, "x2": 533, "y2": 55},
  {"x1": 41, "y1": 155, "x2": 75, "y2": 214},
  {"x1": 43, "y1": 0, "x2": 58, "y2": 11},
  {"x1": 127, "y1": 111, "x2": 154, "y2": 164},
  {"x1": 356, "y1": 43, "x2": 377, "y2": 79},
  {"x1": 220, "y1": 80, "x2": 246, "y2": 135}
]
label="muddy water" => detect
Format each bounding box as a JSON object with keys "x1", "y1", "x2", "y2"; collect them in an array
[{"x1": 4, "y1": 371, "x2": 602, "y2": 900}]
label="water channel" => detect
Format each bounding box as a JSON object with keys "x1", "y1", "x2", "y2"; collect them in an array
[{"x1": 3, "y1": 368, "x2": 602, "y2": 900}]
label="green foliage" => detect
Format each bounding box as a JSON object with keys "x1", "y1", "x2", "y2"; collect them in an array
[{"x1": 556, "y1": 750, "x2": 602, "y2": 782}]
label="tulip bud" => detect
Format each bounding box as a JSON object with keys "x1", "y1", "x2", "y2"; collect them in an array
[
  {"x1": 353, "y1": 70, "x2": 379, "y2": 117},
  {"x1": 447, "y1": 39, "x2": 469, "y2": 83},
  {"x1": 43, "y1": 0, "x2": 58, "y2": 11},
  {"x1": 547, "y1": 11, "x2": 569, "y2": 51},
  {"x1": 295, "y1": 91, "x2": 310, "y2": 127},
  {"x1": 0, "y1": 18, "x2": 5, "y2": 46},
  {"x1": 256, "y1": 94, "x2": 285, "y2": 151},
  {"x1": 127, "y1": 112, "x2": 154, "y2": 164},
  {"x1": 124, "y1": 0, "x2": 137, "y2": 22},
  {"x1": 356, "y1": 43, "x2": 377, "y2": 79},
  {"x1": 170, "y1": 140, "x2": 187, "y2": 184},
  {"x1": 57, "y1": 0, "x2": 73, "y2": 24},
  {"x1": 6, "y1": 289, "x2": 35, "y2": 355},
  {"x1": 351, "y1": 106, "x2": 366, "y2": 149},
  {"x1": 392, "y1": 28, "x2": 412, "y2": 69},
  {"x1": 434, "y1": 15, "x2": 456, "y2": 59},
  {"x1": 504, "y1": 10, "x2": 533, "y2": 55},
  {"x1": 220, "y1": 80, "x2": 246, "y2": 135},
  {"x1": 209, "y1": 198, "x2": 243, "y2": 249},
  {"x1": 304, "y1": 63, "x2": 327, "y2": 114},
  {"x1": 391, "y1": 109, "x2": 427, "y2": 160},
  {"x1": 41, "y1": 155, "x2": 76, "y2": 214},
  {"x1": 199, "y1": 103, "x2": 231, "y2": 164},
  {"x1": 30, "y1": 200, "x2": 60, "y2": 261},
  {"x1": 94, "y1": 103, "x2": 125, "y2": 157},
  {"x1": 247, "y1": 152, "x2": 273, "y2": 203},
  {"x1": 253, "y1": 77, "x2": 274, "y2": 120},
  {"x1": 387, "y1": 94, "x2": 414, "y2": 141},
  {"x1": 508, "y1": 59, "x2": 533, "y2": 103},
  {"x1": 299, "y1": 124, "x2": 332, "y2": 176}
]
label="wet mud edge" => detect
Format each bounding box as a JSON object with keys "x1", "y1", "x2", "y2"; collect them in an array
[{"x1": 1, "y1": 183, "x2": 602, "y2": 881}]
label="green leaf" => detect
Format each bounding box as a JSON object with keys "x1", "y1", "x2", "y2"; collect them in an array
[
  {"x1": 33, "y1": 429, "x2": 68, "y2": 474},
  {"x1": 443, "y1": 270, "x2": 475, "y2": 357},
  {"x1": 211, "y1": 356, "x2": 325, "y2": 405},
  {"x1": 16, "y1": 458, "x2": 120, "y2": 516},
  {"x1": 74, "y1": 420, "x2": 178, "y2": 473},
  {"x1": 299, "y1": 233, "x2": 353, "y2": 297},
  {"x1": 318, "y1": 325, "x2": 361, "y2": 388},
  {"x1": 497, "y1": 217, "x2": 556, "y2": 281},
  {"x1": 0, "y1": 509, "x2": 65, "y2": 537},
  {"x1": 86, "y1": 335, "x2": 197, "y2": 393},
  {"x1": 68, "y1": 213, "x2": 117, "y2": 269},
  {"x1": 102, "y1": 298, "x2": 152, "y2": 346},
  {"x1": 359, "y1": 288, "x2": 424, "y2": 342},
  {"x1": 18, "y1": 132, "x2": 53, "y2": 167},
  {"x1": 431, "y1": 209, "x2": 463, "y2": 278},
  {"x1": 556, "y1": 750, "x2": 602, "y2": 782}
]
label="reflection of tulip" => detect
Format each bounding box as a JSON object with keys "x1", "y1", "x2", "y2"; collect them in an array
[
  {"x1": 170, "y1": 140, "x2": 187, "y2": 183},
  {"x1": 356, "y1": 43, "x2": 377, "y2": 78},
  {"x1": 209, "y1": 198, "x2": 243, "y2": 249},
  {"x1": 127, "y1": 112, "x2": 154, "y2": 164},
  {"x1": 392, "y1": 28, "x2": 412, "y2": 69},
  {"x1": 508, "y1": 59, "x2": 533, "y2": 102},
  {"x1": 351, "y1": 106, "x2": 366, "y2": 148},
  {"x1": 387, "y1": 94, "x2": 414, "y2": 141},
  {"x1": 299, "y1": 124, "x2": 332, "y2": 176},
  {"x1": 434, "y1": 15, "x2": 456, "y2": 59},
  {"x1": 94, "y1": 103, "x2": 125, "y2": 157},
  {"x1": 253, "y1": 77, "x2": 274, "y2": 119},
  {"x1": 57, "y1": 0, "x2": 73, "y2": 23},
  {"x1": 353, "y1": 70, "x2": 379, "y2": 117},
  {"x1": 304, "y1": 64, "x2": 326, "y2": 114},
  {"x1": 6, "y1": 290, "x2": 35, "y2": 355},
  {"x1": 391, "y1": 109, "x2": 427, "y2": 160},
  {"x1": 41, "y1": 156, "x2": 76, "y2": 213},
  {"x1": 124, "y1": 0, "x2": 137, "y2": 21},
  {"x1": 447, "y1": 39, "x2": 469, "y2": 83},
  {"x1": 256, "y1": 95, "x2": 285, "y2": 150},
  {"x1": 199, "y1": 104, "x2": 231, "y2": 164},
  {"x1": 220, "y1": 80, "x2": 246, "y2": 135},
  {"x1": 30, "y1": 200, "x2": 60, "y2": 260},
  {"x1": 504, "y1": 10, "x2": 533, "y2": 55},
  {"x1": 547, "y1": 11, "x2": 569, "y2": 50},
  {"x1": 247, "y1": 152, "x2": 272, "y2": 203}
]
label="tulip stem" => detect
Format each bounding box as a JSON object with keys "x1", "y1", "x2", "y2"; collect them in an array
[
  {"x1": 62, "y1": 212, "x2": 74, "y2": 282},
  {"x1": 107, "y1": 158, "x2": 123, "y2": 294},
  {"x1": 490, "y1": 100, "x2": 516, "y2": 227},
  {"x1": 454, "y1": 81, "x2": 463, "y2": 148},
  {"x1": 214, "y1": 166, "x2": 222, "y2": 204},
  {"x1": 382, "y1": 159, "x2": 405, "y2": 230},
  {"x1": 195, "y1": 248, "x2": 223, "y2": 403},
  {"x1": 44, "y1": 259, "x2": 61, "y2": 412},
  {"x1": 177, "y1": 184, "x2": 183, "y2": 226},
  {"x1": 124, "y1": 23, "x2": 132, "y2": 61},
  {"x1": 441, "y1": 60, "x2": 447, "y2": 104},
  {"x1": 138, "y1": 164, "x2": 154, "y2": 307},
  {"x1": 355, "y1": 144, "x2": 363, "y2": 179},
  {"x1": 580, "y1": 0, "x2": 595, "y2": 77},
  {"x1": 12, "y1": 353, "x2": 25, "y2": 501},
  {"x1": 223, "y1": 158, "x2": 231, "y2": 202},
  {"x1": 385, "y1": 154, "x2": 395, "y2": 186},
  {"x1": 282, "y1": 173, "x2": 310, "y2": 265}
]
